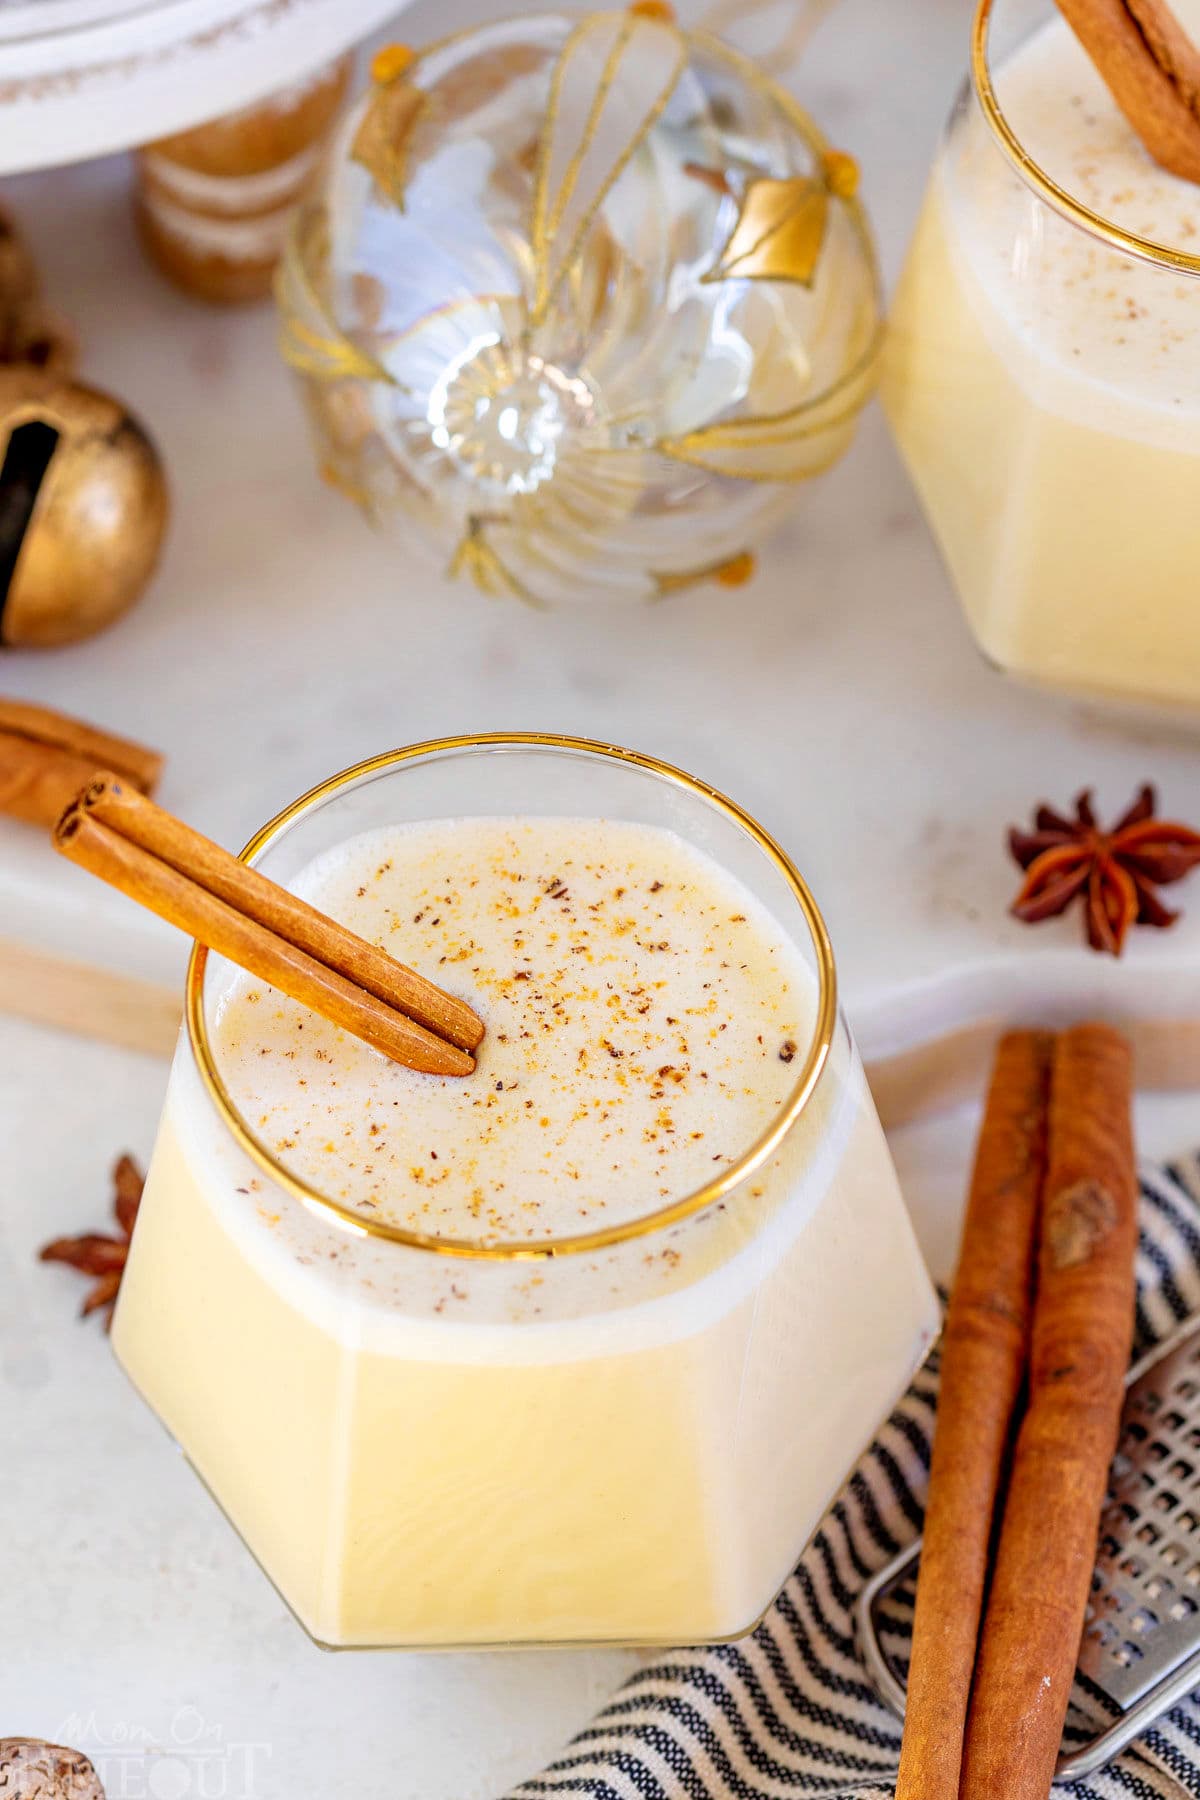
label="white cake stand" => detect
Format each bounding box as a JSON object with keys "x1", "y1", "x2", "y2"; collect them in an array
[{"x1": 0, "y1": 0, "x2": 406, "y2": 174}]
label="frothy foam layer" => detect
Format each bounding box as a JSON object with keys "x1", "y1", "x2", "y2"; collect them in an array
[
  {"x1": 947, "y1": 10, "x2": 1200, "y2": 417},
  {"x1": 213, "y1": 817, "x2": 811, "y2": 1242}
]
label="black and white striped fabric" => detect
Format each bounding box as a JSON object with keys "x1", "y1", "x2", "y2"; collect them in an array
[{"x1": 504, "y1": 1154, "x2": 1200, "y2": 1800}]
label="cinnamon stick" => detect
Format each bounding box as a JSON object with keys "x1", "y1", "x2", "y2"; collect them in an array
[
  {"x1": 77, "y1": 773, "x2": 484, "y2": 1053},
  {"x1": 0, "y1": 698, "x2": 162, "y2": 827},
  {"x1": 895, "y1": 1031, "x2": 1051, "y2": 1800},
  {"x1": 1056, "y1": 0, "x2": 1200, "y2": 184},
  {"x1": 0, "y1": 732, "x2": 110, "y2": 828},
  {"x1": 959, "y1": 1023, "x2": 1138, "y2": 1800},
  {"x1": 55, "y1": 803, "x2": 476, "y2": 1078}
]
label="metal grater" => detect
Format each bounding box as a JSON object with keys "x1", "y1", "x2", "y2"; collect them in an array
[{"x1": 856, "y1": 1314, "x2": 1200, "y2": 1781}]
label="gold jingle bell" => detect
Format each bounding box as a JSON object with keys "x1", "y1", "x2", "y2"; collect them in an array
[{"x1": 0, "y1": 367, "x2": 168, "y2": 648}]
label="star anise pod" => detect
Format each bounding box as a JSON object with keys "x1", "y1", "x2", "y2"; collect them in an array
[
  {"x1": 1009, "y1": 785, "x2": 1200, "y2": 956},
  {"x1": 39, "y1": 1153, "x2": 144, "y2": 1329}
]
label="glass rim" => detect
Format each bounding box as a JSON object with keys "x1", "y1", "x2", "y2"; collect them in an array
[
  {"x1": 971, "y1": 0, "x2": 1200, "y2": 277},
  {"x1": 184, "y1": 733, "x2": 839, "y2": 1263}
]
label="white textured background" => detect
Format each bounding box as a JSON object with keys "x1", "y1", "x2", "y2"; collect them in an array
[{"x1": 4, "y1": 0, "x2": 1200, "y2": 1793}]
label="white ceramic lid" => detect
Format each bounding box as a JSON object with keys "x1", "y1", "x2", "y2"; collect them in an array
[{"x1": 0, "y1": 0, "x2": 404, "y2": 174}]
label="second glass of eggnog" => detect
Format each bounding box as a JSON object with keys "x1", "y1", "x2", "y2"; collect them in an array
[
  {"x1": 884, "y1": 0, "x2": 1200, "y2": 712},
  {"x1": 113, "y1": 735, "x2": 936, "y2": 1649}
]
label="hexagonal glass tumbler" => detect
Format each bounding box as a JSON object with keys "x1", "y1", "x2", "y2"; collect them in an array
[
  {"x1": 113, "y1": 737, "x2": 936, "y2": 1647},
  {"x1": 884, "y1": 0, "x2": 1200, "y2": 713}
]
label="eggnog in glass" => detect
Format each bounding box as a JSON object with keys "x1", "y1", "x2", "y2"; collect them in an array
[
  {"x1": 113, "y1": 736, "x2": 936, "y2": 1649},
  {"x1": 884, "y1": 0, "x2": 1200, "y2": 711}
]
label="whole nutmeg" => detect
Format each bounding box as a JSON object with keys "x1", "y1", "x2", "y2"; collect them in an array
[
  {"x1": 0, "y1": 367, "x2": 168, "y2": 649},
  {"x1": 0, "y1": 1738, "x2": 105, "y2": 1798}
]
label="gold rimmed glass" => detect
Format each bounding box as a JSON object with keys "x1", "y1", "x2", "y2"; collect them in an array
[
  {"x1": 971, "y1": 0, "x2": 1200, "y2": 275},
  {"x1": 884, "y1": 0, "x2": 1200, "y2": 712},
  {"x1": 185, "y1": 733, "x2": 837, "y2": 1259},
  {"x1": 113, "y1": 735, "x2": 937, "y2": 1650}
]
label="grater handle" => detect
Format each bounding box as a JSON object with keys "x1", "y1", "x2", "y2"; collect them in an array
[
  {"x1": 1056, "y1": 1646, "x2": 1200, "y2": 1783},
  {"x1": 856, "y1": 1538, "x2": 1200, "y2": 1780},
  {"x1": 854, "y1": 1543, "x2": 918, "y2": 1721},
  {"x1": 856, "y1": 1313, "x2": 1200, "y2": 1783}
]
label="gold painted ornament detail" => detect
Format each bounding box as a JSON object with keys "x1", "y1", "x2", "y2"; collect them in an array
[
  {"x1": 657, "y1": 336, "x2": 881, "y2": 481},
  {"x1": 652, "y1": 550, "x2": 757, "y2": 598},
  {"x1": 528, "y1": 8, "x2": 688, "y2": 325},
  {"x1": 276, "y1": 8, "x2": 883, "y2": 608},
  {"x1": 276, "y1": 210, "x2": 401, "y2": 388},
  {"x1": 449, "y1": 517, "x2": 544, "y2": 608},
  {"x1": 279, "y1": 314, "x2": 395, "y2": 385},
  {"x1": 350, "y1": 45, "x2": 426, "y2": 208},
  {"x1": 702, "y1": 150, "x2": 860, "y2": 289}
]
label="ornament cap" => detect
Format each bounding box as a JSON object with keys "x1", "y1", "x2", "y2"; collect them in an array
[
  {"x1": 716, "y1": 551, "x2": 756, "y2": 588},
  {"x1": 823, "y1": 149, "x2": 860, "y2": 198},
  {"x1": 371, "y1": 43, "x2": 415, "y2": 85}
]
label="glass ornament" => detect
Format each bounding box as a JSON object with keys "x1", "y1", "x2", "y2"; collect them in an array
[{"x1": 278, "y1": 6, "x2": 882, "y2": 607}]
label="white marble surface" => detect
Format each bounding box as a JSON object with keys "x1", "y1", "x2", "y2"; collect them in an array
[
  {"x1": 5, "y1": 1010, "x2": 1200, "y2": 1800},
  {"x1": 5, "y1": 0, "x2": 1200, "y2": 1793},
  {"x1": 4, "y1": 0, "x2": 1200, "y2": 1061}
]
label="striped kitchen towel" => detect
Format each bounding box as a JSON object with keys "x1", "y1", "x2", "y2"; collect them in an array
[{"x1": 504, "y1": 1154, "x2": 1200, "y2": 1800}]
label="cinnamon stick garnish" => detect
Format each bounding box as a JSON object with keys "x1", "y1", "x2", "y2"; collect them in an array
[
  {"x1": 54, "y1": 781, "x2": 484, "y2": 1079},
  {"x1": 1056, "y1": 0, "x2": 1200, "y2": 184},
  {"x1": 0, "y1": 697, "x2": 162, "y2": 827},
  {"x1": 76, "y1": 773, "x2": 483, "y2": 1053},
  {"x1": 959, "y1": 1022, "x2": 1138, "y2": 1799},
  {"x1": 895, "y1": 1031, "x2": 1052, "y2": 1800}
]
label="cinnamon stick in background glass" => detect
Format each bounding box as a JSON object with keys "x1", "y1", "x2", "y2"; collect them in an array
[
  {"x1": 54, "y1": 776, "x2": 484, "y2": 1079},
  {"x1": 959, "y1": 1023, "x2": 1138, "y2": 1799},
  {"x1": 0, "y1": 697, "x2": 162, "y2": 827},
  {"x1": 1055, "y1": 0, "x2": 1200, "y2": 184},
  {"x1": 895, "y1": 1030, "x2": 1052, "y2": 1800}
]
